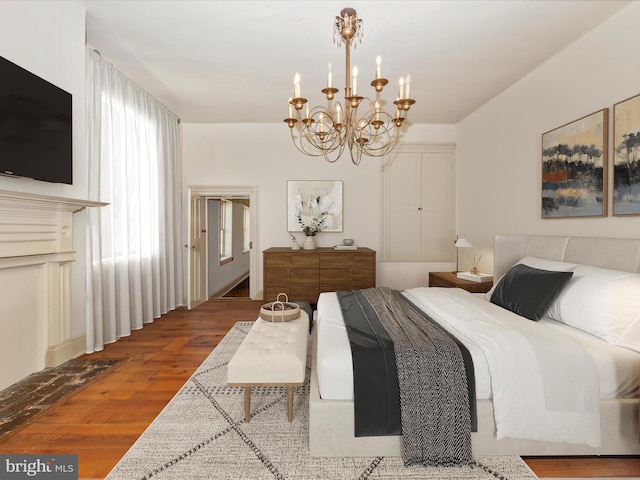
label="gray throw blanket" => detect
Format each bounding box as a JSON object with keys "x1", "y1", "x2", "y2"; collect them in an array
[{"x1": 360, "y1": 287, "x2": 472, "y2": 467}]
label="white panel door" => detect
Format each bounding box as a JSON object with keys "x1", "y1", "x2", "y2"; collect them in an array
[
  {"x1": 188, "y1": 190, "x2": 207, "y2": 309},
  {"x1": 420, "y1": 150, "x2": 455, "y2": 261},
  {"x1": 383, "y1": 145, "x2": 455, "y2": 262},
  {"x1": 386, "y1": 151, "x2": 423, "y2": 261}
]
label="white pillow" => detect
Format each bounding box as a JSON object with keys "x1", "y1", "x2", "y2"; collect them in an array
[
  {"x1": 515, "y1": 256, "x2": 578, "y2": 272},
  {"x1": 484, "y1": 256, "x2": 577, "y2": 300},
  {"x1": 547, "y1": 264, "x2": 640, "y2": 352}
]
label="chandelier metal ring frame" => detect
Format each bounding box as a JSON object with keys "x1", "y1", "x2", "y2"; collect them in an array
[{"x1": 284, "y1": 7, "x2": 416, "y2": 165}]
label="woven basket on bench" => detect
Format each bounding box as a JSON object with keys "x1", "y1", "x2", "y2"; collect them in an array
[{"x1": 259, "y1": 293, "x2": 301, "y2": 322}]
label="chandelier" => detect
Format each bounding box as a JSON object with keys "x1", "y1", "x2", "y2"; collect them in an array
[{"x1": 284, "y1": 7, "x2": 416, "y2": 165}]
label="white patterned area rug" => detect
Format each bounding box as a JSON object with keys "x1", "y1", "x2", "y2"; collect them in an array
[{"x1": 106, "y1": 322, "x2": 538, "y2": 480}]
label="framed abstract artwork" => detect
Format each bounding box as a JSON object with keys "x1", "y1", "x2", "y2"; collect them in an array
[
  {"x1": 287, "y1": 180, "x2": 343, "y2": 232},
  {"x1": 613, "y1": 93, "x2": 640, "y2": 216},
  {"x1": 541, "y1": 109, "x2": 608, "y2": 218}
]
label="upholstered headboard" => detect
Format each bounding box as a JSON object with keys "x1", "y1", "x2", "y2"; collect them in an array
[{"x1": 494, "y1": 235, "x2": 640, "y2": 280}]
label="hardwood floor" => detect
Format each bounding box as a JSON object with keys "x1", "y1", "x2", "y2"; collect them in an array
[
  {"x1": 0, "y1": 299, "x2": 260, "y2": 480},
  {"x1": 0, "y1": 299, "x2": 638, "y2": 479}
]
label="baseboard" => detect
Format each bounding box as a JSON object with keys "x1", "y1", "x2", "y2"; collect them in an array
[{"x1": 45, "y1": 333, "x2": 86, "y2": 367}]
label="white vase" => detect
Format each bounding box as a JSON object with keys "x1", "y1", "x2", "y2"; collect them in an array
[{"x1": 303, "y1": 235, "x2": 316, "y2": 250}]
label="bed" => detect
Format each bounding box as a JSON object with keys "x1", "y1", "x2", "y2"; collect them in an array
[{"x1": 309, "y1": 234, "x2": 640, "y2": 457}]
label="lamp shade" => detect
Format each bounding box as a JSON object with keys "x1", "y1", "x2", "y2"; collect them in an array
[{"x1": 455, "y1": 238, "x2": 474, "y2": 248}]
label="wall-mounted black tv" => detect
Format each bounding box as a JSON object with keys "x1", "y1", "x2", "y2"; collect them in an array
[{"x1": 0, "y1": 55, "x2": 72, "y2": 184}]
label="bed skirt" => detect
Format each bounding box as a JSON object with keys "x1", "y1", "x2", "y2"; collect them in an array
[{"x1": 309, "y1": 329, "x2": 640, "y2": 457}]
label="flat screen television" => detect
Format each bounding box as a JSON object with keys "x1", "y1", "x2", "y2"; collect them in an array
[{"x1": 0, "y1": 55, "x2": 72, "y2": 184}]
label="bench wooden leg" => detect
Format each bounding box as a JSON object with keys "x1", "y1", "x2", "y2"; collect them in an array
[
  {"x1": 287, "y1": 386, "x2": 293, "y2": 422},
  {"x1": 244, "y1": 386, "x2": 251, "y2": 422}
]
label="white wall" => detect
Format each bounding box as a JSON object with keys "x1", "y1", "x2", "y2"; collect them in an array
[
  {"x1": 182, "y1": 123, "x2": 456, "y2": 294},
  {"x1": 0, "y1": 1, "x2": 87, "y2": 201},
  {"x1": 0, "y1": 2, "x2": 88, "y2": 336},
  {"x1": 457, "y1": 2, "x2": 640, "y2": 275}
]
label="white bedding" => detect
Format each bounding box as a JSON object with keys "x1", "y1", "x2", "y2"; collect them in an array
[{"x1": 316, "y1": 287, "x2": 640, "y2": 446}]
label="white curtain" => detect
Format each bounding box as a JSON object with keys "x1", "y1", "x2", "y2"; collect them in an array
[{"x1": 85, "y1": 48, "x2": 183, "y2": 353}]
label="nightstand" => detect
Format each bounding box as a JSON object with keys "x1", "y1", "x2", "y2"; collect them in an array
[{"x1": 428, "y1": 271, "x2": 493, "y2": 294}]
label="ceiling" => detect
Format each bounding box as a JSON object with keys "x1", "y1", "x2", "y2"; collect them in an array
[{"x1": 80, "y1": 0, "x2": 630, "y2": 124}]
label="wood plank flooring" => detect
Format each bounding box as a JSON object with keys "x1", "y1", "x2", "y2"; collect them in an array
[{"x1": 0, "y1": 299, "x2": 638, "y2": 479}]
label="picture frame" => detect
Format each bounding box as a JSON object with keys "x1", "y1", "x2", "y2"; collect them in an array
[
  {"x1": 541, "y1": 109, "x2": 608, "y2": 218},
  {"x1": 287, "y1": 180, "x2": 343, "y2": 233},
  {"x1": 613, "y1": 93, "x2": 640, "y2": 216}
]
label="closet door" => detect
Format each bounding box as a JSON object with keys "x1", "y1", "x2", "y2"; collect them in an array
[
  {"x1": 420, "y1": 148, "x2": 455, "y2": 261},
  {"x1": 385, "y1": 151, "x2": 423, "y2": 261},
  {"x1": 383, "y1": 145, "x2": 455, "y2": 262}
]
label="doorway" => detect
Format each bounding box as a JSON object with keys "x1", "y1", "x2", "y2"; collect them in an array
[
  {"x1": 187, "y1": 186, "x2": 259, "y2": 309},
  {"x1": 207, "y1": 197, "x2": 251, "y2": 299}
]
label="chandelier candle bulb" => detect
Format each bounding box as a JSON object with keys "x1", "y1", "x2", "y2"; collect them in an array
[
  {"x1": 399, "y1": 77, "x2": 405, "y2": 99},
  {"x1": 352, "y1": 66, "x2": 358, "y2": 95},
  {"x1": 328, "y1": 62, "x2": 332, "y2": 88},
  {"x1": 335, "y1": 103, "x2": 342, "y2": 124},
  {"x1": 405, "y1": 74, "x2": 412, "y2": 99},
  {"x1": 294, "y1": 73, "x2": 301, "y2": 99},
  {"x1": 288, "y1": 99, "x2": 293, "y2": 118},
  {"x1": 376, "y1": 55, "x2": 382, "y2": 79}
]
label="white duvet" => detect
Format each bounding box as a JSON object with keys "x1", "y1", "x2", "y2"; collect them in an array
[{"x1": 316, "y1": 287, "x2": 639, "y2": 447}]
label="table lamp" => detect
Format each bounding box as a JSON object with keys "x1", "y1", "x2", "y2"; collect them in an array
[{"x1": 454, "y1": 237, "x2": 474, "y2": 273}]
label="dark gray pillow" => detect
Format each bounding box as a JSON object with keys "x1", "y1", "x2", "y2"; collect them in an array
[{"x1": 490, "y1": 263, "x2": 573, "y2": 321}]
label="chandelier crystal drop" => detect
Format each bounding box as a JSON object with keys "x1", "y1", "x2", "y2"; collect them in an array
[{"x1": 284, "y1": 7, "x2": 416, "y2": 165}]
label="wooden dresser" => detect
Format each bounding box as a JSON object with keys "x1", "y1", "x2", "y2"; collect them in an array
[{"x1": 263, "y1": 247, "x2": 376, "y2": 303}]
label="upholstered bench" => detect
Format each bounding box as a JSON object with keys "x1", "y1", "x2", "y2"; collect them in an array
[{"x1": 227, "y1": 311, "x2": 309, "y2": 422}]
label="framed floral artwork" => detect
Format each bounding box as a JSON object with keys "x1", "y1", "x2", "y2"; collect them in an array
[
  {"x1": 541, "y1": 109, "x2": 608, "y2": 218},
  {"x1": 613, "y1": 93, "x2": 640, "y2": 216},
  {"x1": 287, "y1": 180, "x2": 343, "y2": 233}
]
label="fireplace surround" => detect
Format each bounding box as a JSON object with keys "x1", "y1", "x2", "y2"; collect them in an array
[{"x1": 0, "y1": 189, "x2": 105, "y2": 390}]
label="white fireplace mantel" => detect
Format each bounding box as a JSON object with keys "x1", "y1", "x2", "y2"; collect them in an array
[
  {"x1": 0, "y1": 189, "x2": 107, "y2": 390},
  {"x1": 0, "y1": 189, "x2": 106, "y2": 259}
]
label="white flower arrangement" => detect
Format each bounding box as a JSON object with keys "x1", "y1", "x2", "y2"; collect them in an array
[{"x1": 297, "y1": 211, "x2": 327, "y2": 236}]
